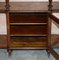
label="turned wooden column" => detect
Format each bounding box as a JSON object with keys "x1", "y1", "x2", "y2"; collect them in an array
[
  {"x1": 48, "y1": 0, "x2": 53, "y2": 13},
  {"x1": 5, "y1": 0, "x2": 10, "y2": 11},
  {"x1": 47, "y1": 0, "x2": 53, "y2": 57}
]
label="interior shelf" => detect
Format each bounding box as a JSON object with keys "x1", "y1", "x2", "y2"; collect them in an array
[
  {"x1": 9, "y1": 47, "x2": 47, "y2": 50},
  {"x1": 10, "y1": 34, "x2": 47, "y2": 37},
  {"x1": 10, "y1": 23, "x2": 47, "y2": 25}
]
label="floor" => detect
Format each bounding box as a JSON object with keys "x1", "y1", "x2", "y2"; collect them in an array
[{"x1": 0, "y1": 49, "x2": 58, "y2": 60}]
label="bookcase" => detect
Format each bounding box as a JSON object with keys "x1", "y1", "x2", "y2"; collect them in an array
[
  {"x1": 7, "y1": 11, "x2": 50, "y2": 56},
  {"x1": 5, "y1": 0, "x2": 53, "y2": 56}
]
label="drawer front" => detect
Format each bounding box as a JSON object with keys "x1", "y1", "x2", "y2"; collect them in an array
[
  {"x1": 10, "y1": 13, "x2": 48, "y2": 23},
  {"x1": 10, "y1": 25, "x2": 47, "y2": 35}
]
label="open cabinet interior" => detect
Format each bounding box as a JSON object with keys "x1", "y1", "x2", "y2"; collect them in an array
[{"x1": 9, "y1": 12, "x2": 48, "y2": 48}]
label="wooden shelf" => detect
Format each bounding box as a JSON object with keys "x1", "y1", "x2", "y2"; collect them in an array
[
  {"x1": 10, "y1": 23, "x2": 47, "y2": 25},
  {"x1": 10, "y1": 34, "x2": 47, "y2": 37},
  {"x1": 9, "y1": 47, "x2": 47, "y2": 50}
]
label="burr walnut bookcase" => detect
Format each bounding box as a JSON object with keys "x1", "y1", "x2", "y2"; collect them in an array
[{"x1": 5, "y1": 0, "x2": 52, "y2": 56}]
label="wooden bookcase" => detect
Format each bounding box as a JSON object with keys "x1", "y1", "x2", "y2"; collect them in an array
[
  {"x1": 7, "y1": 11, "x2": 51, "y2": 56},
  {"x1": 5, "y1": 0, "x2": 52, "y2": 56}
]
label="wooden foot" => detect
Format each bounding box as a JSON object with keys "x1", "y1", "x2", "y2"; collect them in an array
[
  {"x1": 7, "y1": 49, "x2": 12, "y2": 56},
  {"x1": 46, "y1": 49, "x2": 50, "y2": 58}
]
